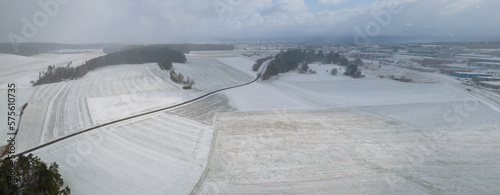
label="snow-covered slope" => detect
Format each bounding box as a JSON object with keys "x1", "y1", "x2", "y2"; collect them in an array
[
  {"x1": 4, "y1": 53, "x2": 258, "y2": 194},
  {"x1": 193, "y1": 110, "x2": 500, "y2": 194},
  {"x1": 16, "y1": 64, "x2": 183, "y2": 151},
  {"x1": 173, "y1": 57, "x2": 254, "y2": 93},
  {"x1": 1, "y1": 52, "x2": 104, "y2": 146},
  {"x1": 34, "y1": 113, "x2": 213, "y2": 195}
]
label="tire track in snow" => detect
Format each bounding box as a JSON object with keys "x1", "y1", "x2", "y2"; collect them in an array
[
  {"x1": 108, "y1": 73, "x2": 119, "y2": 95},
  {"x1": 53, "y1": 83, "x2": 71, "y2": 139},
  {"x1": 39, "y1": 82, "x2": 68, "y2": 145},
  {"x1": 141, "y1": 66, "x2": 157, "y2": 92},
  {"x1": 131, "y1": 67, "x2": 142, "y2": 93},
  {"x1": 115, "y1": 67, "x2": 127, "y2": 94},
  {"x1": 146, "y1": 65, "x2": 169, "y2": 91},
  {"x1": 147, "y1": 64, "x2": 178, "y2": 90}
]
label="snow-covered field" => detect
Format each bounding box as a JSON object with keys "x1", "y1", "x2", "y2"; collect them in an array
[
  {"x1": 224, "y1": 63, "x2": 500, "y2": 127},
  {"x1": 193, "y1": 110, "x2": 500, "y2": 194},
  {"x1": 173, "y1": 57, "x2": 254, "y2": 93},
  {"x1": 168, "y1": 94, "x2": 236, "y2": 125},
  {"x1": 0, "y1": 52, "x2": 104, "y2": 87},
  {"x1": 34, "y1": 113, "x2": 213, "y2": 195},
  {"x1": 215, "y1": 57, "x2": 258, "y2": 77},
  {"x1": 15, "y1": 63, "x2": 183, "y2": 151},
  {"x1": 3, "y1": 50, "x2": 500, "y2": 194},
  {"x1": 192, "y1": 60, "x2": 500, "y2": 194},
  {"x1": 2, "y1": 52, "x2": 258, "y2": 194},
  {"x1": 87, "y1": 91, "x2": 183, "y2": 124},
  {"x1": 0, "y1": 52, "x2": 105, "y2": 146}
]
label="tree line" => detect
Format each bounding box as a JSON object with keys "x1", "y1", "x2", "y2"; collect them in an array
[
  {"x1": 158, "y1": 59, "x2": 173, "y2": 70},
  {"x1": 0, "y1": 43, "x2": 40, "y2": 56},
  {"x1": 0, "y1": 154, "x2": 71, "y2": 195},
  {"x1": 169, "y1": 70, "x2": 195, "y2": 89},
  {"x1": 186, "y1": 44, "x2": 234, "y2": 51},
  {"x1": 103, "y1": 44, "x2": 234, "y2": 54},
  {"x1": 260, "y1": 49, "x2": 363, "y2": 80},
  {"x1": 0, "y1": 42, "x2": 113, "y2": 57},
  {"x1": 32, "y1": 45, "x2": 186, "y2": 86},
  {"x1": 0, "y1": 42, "x2": 234, "y2": 57}
]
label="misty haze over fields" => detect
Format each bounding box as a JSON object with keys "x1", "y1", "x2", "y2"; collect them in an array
[{"x1": 1, "y1": 0, "x2": 500, "y2": 44}]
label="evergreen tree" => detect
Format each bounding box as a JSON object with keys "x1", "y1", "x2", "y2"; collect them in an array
[
  {"x1": 333, "y1": 53, "x2": 341, "y2": 64},
  {"x1": 340, "y1": 58, "x2": 349, "y2": 66},
  {"x1": 325, "y1": 51, "x2": 334, "y2": 64},
  {"x1": 0, "y1": 157, "x2": 17, "y2": 195},
  {"x1": 344, "y1": 64, "x2": 358, "y2": 76},
  {"x1": 330, "y1": 68, "x2": 338, "y2": 75},
  {"x1": 298, "y1": 62, "x2": 309, "y2": 74},
  {"x1": 316, "y1": 50, "x2": 325, "y2": 62},
  {"x1": 0, "y1": 154, "x2": 70, "y2": 195},
  {"x1": 158, "y1": 58, "x2": 173, "y2": 70},
  {"x1": 353, "y1": 57, "x2": 364, "y2": 66}
]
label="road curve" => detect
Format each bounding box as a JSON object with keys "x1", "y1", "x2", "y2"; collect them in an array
[{"x1": 15, "y1": 75, "x2": 260, "y2": 157}]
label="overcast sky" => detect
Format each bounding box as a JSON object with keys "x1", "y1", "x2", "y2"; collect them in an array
[{"x1": 1, "y1": 0, "x2": 499, "y2": 43}]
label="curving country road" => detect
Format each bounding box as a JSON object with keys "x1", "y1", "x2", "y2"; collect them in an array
[{"x1": 14, "y1": 73, "x2": 261, "y2": 157}]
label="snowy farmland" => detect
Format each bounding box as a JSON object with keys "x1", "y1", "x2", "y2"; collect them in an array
[
  {"x1": 224, "y1": 63, "x2": 500, "y2": 127},
  {"x1": 1, "y1": 52, "x2": 260, "y2": 194},
  {"x1": 15, "y1": 63, "x2": 184, "y2": 151},
  {"x1": 192, "y1": 110, "x2": 500, "y2": 194},
  {"x1": 0, "y1": 52, "x2": 105, "y2": 145},
  {"x1": 193, "y1": 61, "x2": 500, "y2": 194},
  {"x1": 34, "y1": 113, "x2": 213, "y2": 195},
  {"x1": 2, "y1": 50, "x2": 500, "y2": 194},
  {"x1": 10, "y1": 53, "x2": 259, "y2": 150},
  {"x1": 173, "y1": 57, "x2": 254, "y2": 94}
]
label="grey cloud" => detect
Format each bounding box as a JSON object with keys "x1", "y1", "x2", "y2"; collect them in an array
[{"x1": 1, "y1": 0, "x2": 500, "y2": 43}]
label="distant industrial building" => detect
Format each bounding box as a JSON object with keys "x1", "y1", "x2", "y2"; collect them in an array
[
  {"x1": 467, "y1": 58, "x2": 500, "y2": 68},
  {"x1": 407, "y1": 48, "x2": 436, "y2": 57},
  {"x1": 440, "y1": 69, "x2": 472, "y2": 74},
  {"x1": 470, "y1": 62, "x2": 500, "y2": 69},
  {"x1": 478, "y1": 81, "x2": 500, "y2": 89},
  {"x1": 357, "y1": 52, "x2": 391, "y2": 59},
  {"x1": 406, "y1": 66, "x2": 435, "y2": 72},
  {"x1": 436, "y1": 52, "x2": 455, "y2": 59},
  {"x1": 449, "y1": 72, "x2": 493, "y2": 78},
  {"x1": 457, "y1": 54, "x2": 493, "y2": 59},
  {"x1": 472, "y1": 76, "x2": 500, "y2": 82}
]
